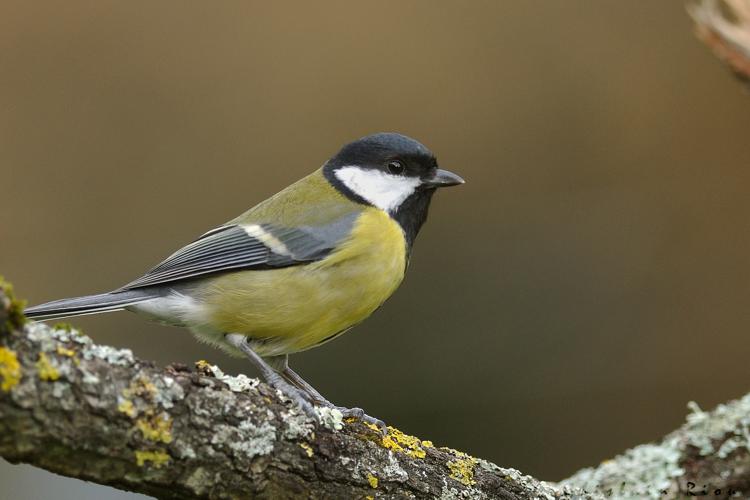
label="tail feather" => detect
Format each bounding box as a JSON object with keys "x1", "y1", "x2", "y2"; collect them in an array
[{"x1": 24, "y1": 290, "x2": 154, "y2": 321}]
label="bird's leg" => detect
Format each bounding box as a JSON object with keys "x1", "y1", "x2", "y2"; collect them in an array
[
  {"x1": 271, "y1": 354, "x2": 388, "y2": 434},
  {"x1": 264, "y1": 355, "x2": 327, "y2": 404},
  {"x1": 224, "y1": 334, "x2": 318, "y2": 421}
]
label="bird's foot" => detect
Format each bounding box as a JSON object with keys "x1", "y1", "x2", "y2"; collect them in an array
[
  {"x1": 266, "y1": 372, "x2": 321, "y2": 423},
  {"x1": 279, "y1": 368, "x2": 387, "y2": 433},
  {"x1": 331, "y1": 405, "x2": 388, "y2": 435},
  {"x1": 275, "y1": 383, "x2": 388, "y2": 434},
  {"x1": 268, "y1": 384, "x2": 386, "y2": 434}
]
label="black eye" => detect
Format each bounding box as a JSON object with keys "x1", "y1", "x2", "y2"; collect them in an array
[{"x1": 387, "y1": 160, "x2": 405, "y2": 175}]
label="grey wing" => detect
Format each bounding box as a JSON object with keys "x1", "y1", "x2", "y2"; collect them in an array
[{"x1": 118, "y1": 218, "x2": 355, "y2": 291}]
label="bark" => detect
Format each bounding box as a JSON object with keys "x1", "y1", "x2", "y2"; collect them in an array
[
  {"x1": 689, "y1": 0, "x2": 750, "y2": 85},
  {"x1": 0, "y1": 282, "x2": 578, "y2": 500},
  {"x1": 4, "y1": 282, "x2": 750, "y2": 500}
]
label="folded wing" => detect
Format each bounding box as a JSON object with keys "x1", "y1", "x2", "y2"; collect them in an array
[{"x1": 119, "y1": 217, "x2": 356, "y2": 291}]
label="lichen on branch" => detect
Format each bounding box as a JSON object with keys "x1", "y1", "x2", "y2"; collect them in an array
[
  {"x1": 5, "y1": 274, "x2": 750, "y2": 499},
  {"x1": 0, "y1": 279, "x2": 574, "y2": 499}
]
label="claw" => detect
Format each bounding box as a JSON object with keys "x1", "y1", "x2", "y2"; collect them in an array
[
  {"x1": 334, "y1": 406, "x2": 388, "y2": 435},
  {"x1": 341, "y1": 407, "x2": 364, "y2": 419}
]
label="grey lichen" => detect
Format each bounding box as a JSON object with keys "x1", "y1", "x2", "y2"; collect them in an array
[
  {"x1": 152, "y1": 375, "x2": 186, "y2": 409},
  {"x1": 206, "y1": 364, "x2": 260, "y2": 393},
  {"x1": 280, "y1": 408, "x2": 314, "y2": 440},
  {"x1": 379, "y1": 451, "x2": 409, "y2": 482},
  {"x1": 82, "y1": 343, "x2": 135, "y2": 366},
  {"x1": 314, "y1": 405, "x2": 344, "y2": 431},
  {"x1": 210, "y1": 420, "x2": 277, "y2": 461},
  {"x1": 562, "y1": 395, "x2": 750, "y2": 498},
  {"x1": 344, "y1": 444, "x2": 408, "y2": 487},
  {"x1": 26, "y1": 322, "x2": 65, "y2": 351},
  {"x1": 684, "y1": 398, "x2": 750, "y2": 458},
  {"x1": 439, "y1": 484, "x2": 487, "y2": 500},
  {"x1": 27, "y1": 321, "x2": 135, "y2": 368},
  {"x1": 562, "y1": 440, "x2": 683, "y2": 499}
]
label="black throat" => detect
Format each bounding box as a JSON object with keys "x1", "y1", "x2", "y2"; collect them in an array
[{"x1": 391, "y1": 188, "x2": 436, "y2": 251}]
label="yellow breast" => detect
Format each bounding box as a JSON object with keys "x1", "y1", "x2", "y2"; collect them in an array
[{"x1": 200, "y1": 207, "x2": 407, "y2": 356}]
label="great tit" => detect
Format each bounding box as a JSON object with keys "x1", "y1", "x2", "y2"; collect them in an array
[{"x1": 25, "y1": 132, "x2": 464, "y2": 428}]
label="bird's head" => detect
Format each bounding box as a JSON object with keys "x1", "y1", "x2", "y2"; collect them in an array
[{"x1": 324, "y1": 132, "x2": 463, "y2": 214}]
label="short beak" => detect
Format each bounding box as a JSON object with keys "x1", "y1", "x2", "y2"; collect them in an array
[{"x1": 423, "y1": 168, "x2": 465, "y2": 188}]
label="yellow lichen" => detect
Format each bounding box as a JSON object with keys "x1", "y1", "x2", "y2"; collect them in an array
[
  {"x1": 366, "y1": 424, "x2": 431, "y2": 459},
  {"x1": 136, "y1": 412, "x2": 173, "y2": 443},
  {"x1": 118, "y1": 399, "x2": 136, "y2": 418},
  {"x1": 446, "y1": 450, "x2": 478, "y2": 486},
  {"x1": 55, "y1": 345, "x2": 79, "y2": 366},
  {"x1": 36, "y1": 352, "x2": 59, "y2": 381},
  {"x1": 194, "y1": 359, "x2": 214, "y2": 376},
  {"x1": 120, "y1": 375, "x2": 158, "y2": 415},
  {"x1": 365, "y1": 497, "x2": 374, "y2": 500},
  {"x1": 55, "y1": 346, "x2": 76, "y2": 357},
  {"x1": 129, "y1": 376, "x2": 158, "y2": 399},
  {"x1": 299, "y1": 442, "x2": 314, "y2": 457},
  {"x1": 135, "y1": 449, "x2": 170, "y2": 468},
  {"x1": 118, "y1": 377, "x2": 157, "y2": 418},
  {"x1": 0, "y1": 347, "x2": 21, "y2": 392},
  {"x1": 367, "y1": 473, "x2": 379, "y2": 488}
]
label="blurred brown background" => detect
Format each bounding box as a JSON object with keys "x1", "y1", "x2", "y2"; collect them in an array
[{"x1": 2, "y1": 1, "x2": 750, "y2": 498}]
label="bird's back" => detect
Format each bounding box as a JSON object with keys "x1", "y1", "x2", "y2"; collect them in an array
[{"x1": 229, "y1": 168, "x2": 364, "y2": 228}]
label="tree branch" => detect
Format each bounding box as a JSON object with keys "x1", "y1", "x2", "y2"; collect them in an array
[
  {"x1": 562, "y1": 397, "x2": 750, "y2": 498},
  {"x1": 4, "y1": 271, "x2": 750, "y2": 500},
  {"x1": 0, "y1": 270, "x2": 750, "y2": 499},
  {"x1": 0, "y1": 281, "x2": 576, "y2": 499},
  {"x1": 689, "y1": 0, "x2": 750, "y2": 85}
]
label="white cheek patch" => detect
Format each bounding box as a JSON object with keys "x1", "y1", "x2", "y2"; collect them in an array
[{"x1": 335, "y1": 166, "x2": 421, "y2": 213}]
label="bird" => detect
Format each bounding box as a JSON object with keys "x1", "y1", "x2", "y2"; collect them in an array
[{"x1": 24, "y1": 132, "x2": 464, "y2": 429}]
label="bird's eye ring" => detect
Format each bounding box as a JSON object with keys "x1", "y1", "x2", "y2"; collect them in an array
[{"x1": 387, "y1": 160, "x2": 405, "y2": 175}]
